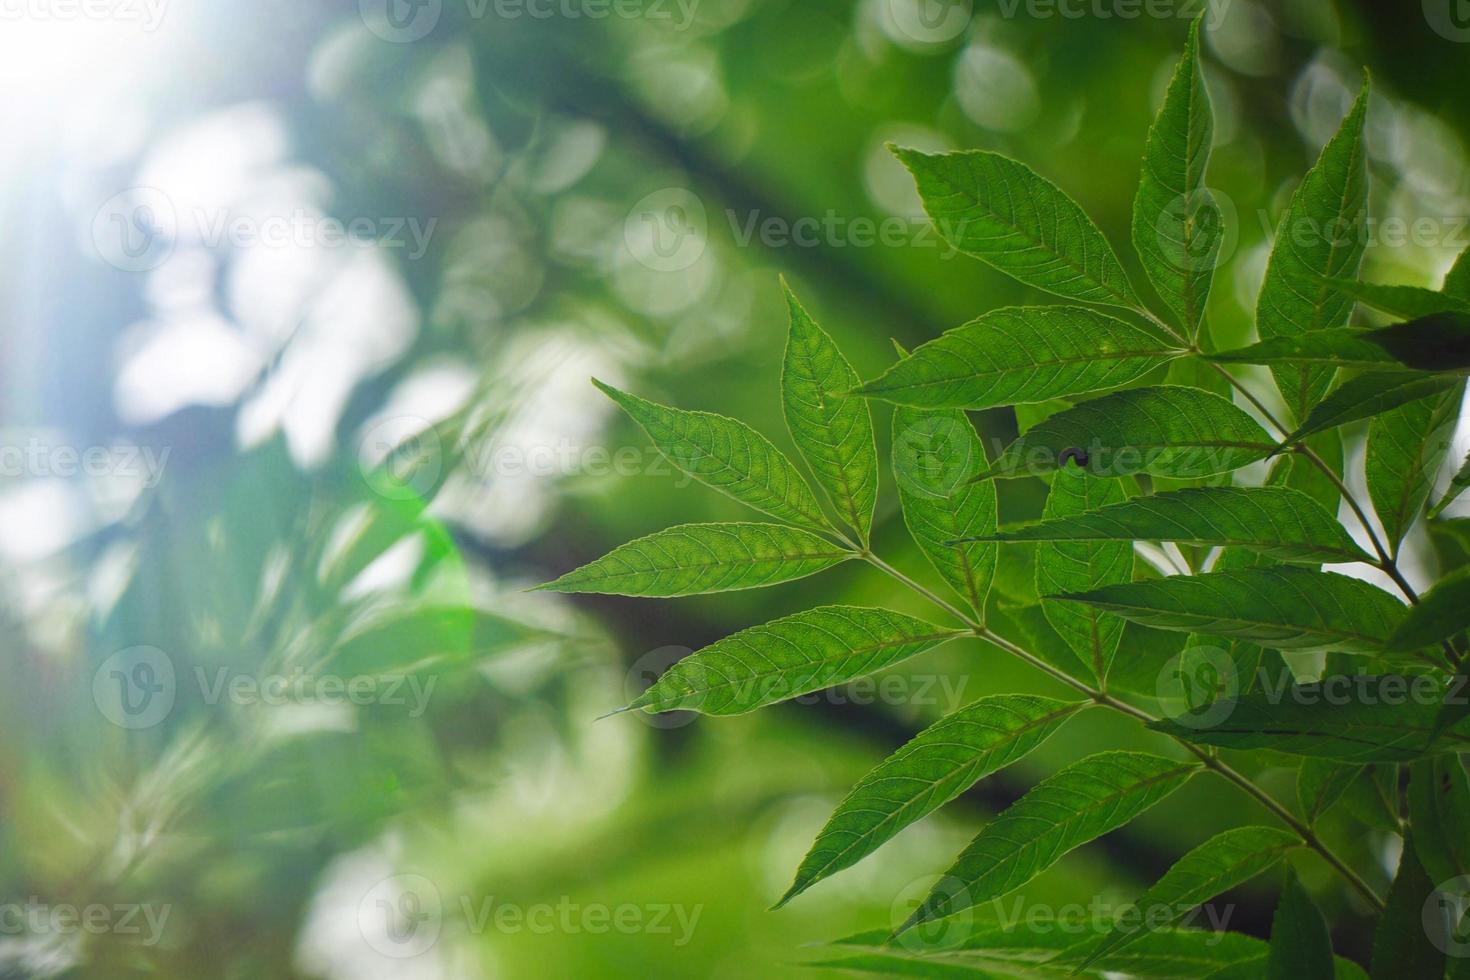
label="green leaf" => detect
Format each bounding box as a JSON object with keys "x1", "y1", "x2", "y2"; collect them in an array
[
  {"x1": 1266, "y1": 868, "x2": 1335, "y2": 980},
  {"x1": 891, "y1": 146, "x2": 1139, "y2": 308},
  {"x1": 1367, "y1": 382, "x2": 1463, "y2": 548},
  {"x1": 1408, "y1": 757, "x2": 1470, "y2": 884},
  {"x1": 1429, "y1": 450, "x2": 1470, "y2": 519},
  {"x1": 1447, "y1": 243, "x2": 1470, "y2": 299},
  {"x1": 593, "y1": 379, "x2": 828, "y2": 529},
  {"x1": 1385, "y1": 564, "x2": 1470, "y2": 654},
  {"x1": 1035, "y1": 466, "x2": 1131, "y2": 685},
  {"x1": 1051, "y1": 567, "x2": 1407, "y2": 654},
  {"x1": 969, "y1": 486, "x2": 1371, "y2": 565},
  {"x1": 1148, "y1": 675, "x2": 1470, "y2": 763},
  {"x1": 776, "y1": 695, "x2": 1086, "y2": 908},
  {"x1": 622, "y1": 606, "x2": 962, "y2": 716},
  {"x1": 1208, "y1": 314, "x2": 1470, "y2": 373},
  {"x1": 1288, "y1": 371, "x2": 1462, "y2": 444},
  {"x1": 1296, "y1": 759, "x2": 1362, "y2": 825},
  {"x1": 897, "y1": 751, "x2": 1199, "y2": 932},
  {"x1": 534, "y1": 523, "x2": 853, "y2": 597},
  {"x1": 1078, "y1": 827, "x2": 1301, "y2": 969},
  {"x1": 1255, "y1": 79, "x2": 1370, "y2": 423},
  {"x1": 1370, "y1": 833, "x2": 1445, "y2": 980},
  {"x1": 1132, "y1": 17, "x2": 1218, "y2": 338},
  {"x1": 782, "y1": 283, "x2": 879, "y2": 543},
  {"x1": 850, "y1": 306, "x2": 1177, "y2": 409},
  {"x1": 1327, "y1": 277, "x2": 1470, "y2": 319},
  {"x1": 984, "y1": 386, "x2": 1276, "y2": 481},
  {"x1": 329, "y1": 605, "x2": 551, "y2": 676},
  {"x1": 892, "y1": 407, "x2": 999, "y2": 617}
]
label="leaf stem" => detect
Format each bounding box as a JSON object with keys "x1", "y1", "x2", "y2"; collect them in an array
[{"x1": 860, "y1": 547, "x2": 1386, "y2": 910}]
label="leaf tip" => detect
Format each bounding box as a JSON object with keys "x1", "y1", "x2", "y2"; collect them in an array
[{"x1": 594, "y1": 704, "x2": 636, "y2": 722}]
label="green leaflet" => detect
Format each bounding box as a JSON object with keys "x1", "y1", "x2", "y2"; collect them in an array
[
  {"x1": 1077, "y1": 826, "x2": 1301, "y2": 969},
  {"x1": 1288, "y1": 371, "x2": 1463, "y2": 444},
  {"x1": 593, "y1": 379, "x2": 828, "y2": 529},
  {"x1": 1035, "y1": 466, "x2": 1131, "y2": 685},
  {"x1": 892, "y1": 406, "x2": 998, "y2": 617},
  {"x1": 622, "y1": 605, "x2": 961, "y2": 716},
  {"x1": 781, "y1": 284, "x2": 879, "y2": 543},
  {"x1": 1370, "y1": 834, "x2": 1445, "y2": 980},
  {"x1": 825, "y1": 927, "x2": 1270, "y2": 978},
  {"x1": 1296, "y1": 759, "x2": 1362, "y2": 825},
  {"x1": 1266, "y1": 869, "x2": 1335, "y2": 980},
  {"x1": 776, "y1": 695, "x2": 1086, "y2": 908},
  {"x1": 1328, "y1": 277, "x2": 1470, "y2": 319},
  {"x1": 891, "y1": 146, "x2": 1139, "y2": 308},
  {"x1": 1429, "y1": 450, "x2": 1470, "y2": 518},
  {"x1": 968, "y1": 486, "x2": 1371, "y2": 565},
  {"x1": 897, "y1": 751, "x2": 1199, "y2": 933},
  {"x1": 1408, "y1": 756, "x2": 1470, "y2": 883},
  {"x1": 1050, "y1": 567, "x2": 1407, "y2": 654},
  {"x1": 850, "y1": 306, "x2": 1177, "y2": 409},
  {"x1": 1448, "y1": 243, "x2": 1470, "y2": 299},
  {"x1": 1385, "y1": 566, "x2": 1470, "y2": 653},
  {"x1": 1367, "y1": 381, "x2": 1463, "y2": 549},
  {"x1": 1132, "y1": 17, "x2": 1218, "y2": 338},
  {"x1": 984, "y1": 386, "x2": 1276, "y2": 481},
  {"x1": 328, "y1": 605, "x2": 552, "y2": 676},
  {"x1": 533, "y1": 523, "x2": 853, "y2": 597},
  {"x1": 1208, "y1": 314, "x2": 1470, "y2": 373},
  {"x1": 1148, "y1": 675, "x2": 1470, "y2": 763},
  {"x1": 1255, "y1": 79, "x2": 1370, "y2": 423}
]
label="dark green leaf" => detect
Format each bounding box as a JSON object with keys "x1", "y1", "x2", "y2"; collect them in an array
[
  {"x1": 1148, "y1": 675, "x2": 1470, "y2": 762},
  {"x1": 534, "y1": 523, "x2": 853, "y2": 596},
  {"x1": 1296, "y1": 759, "x2": 1362, "y2": 825},
  {"x1": 782, "y1": 283, "x2": 880, "y2": 543},
  {"x1": 1327, "y1": 277, "x2": 1470, "y2": 319},
  {"x1": 968, "y1": 486, "x2": 1370, "y2": 565},
  {"x1": 1408, "y1": 756, "x2": 1470, "y2": 884},
  {"x1": 1385, "y1": 565, "x2": 1470, "y2": 654},
  {"x1": 1367, "y1": 382, "x2": 1463, "y2": 548},
  {"x1": 1051, "y1": 567, "x2": 1407, "y2": 654},
  {"x1": 892, "y1": 145, "x2": 1139, "y2": 308},
  {"x1": 1035, "y1": 466, "x2": 1131, "y2": 685},
  {"x1": 898, "y1": 752, "x2": 1199, "y2": 932},
  {"x1": 593, "y1": 379, "x2": 828, "y2": 529},
  {"x1": 1078, "y1": 826, "x2": 1300, "y2": 969},
  {"x1": 984, "y1": 386, "x2": 1276, "y2": 481},
  {"x1": 892, "y1": 407, "x2": 998, "y2": 617},
  {"x1": 1133, "y1": 17, "x2": 1218, "y2": 338},
  {"x1": 1370, "y1": 833, "x2": 1445, "y2": 979},
  {"x1": 1209, "y1": 314, "x2": 1470, "y2": 373},
  {"x1": 776, "y1": 695, "x2": 1086, "y2": 908},
  {"x1": 1266, "y1": 868, "x2": 1335, "y2": 980},
  {"x1": 850, "y1": 306, "x2": 1177, "y2": 409},
  {"x1": 1288, "y1": 371, "x2": 1462, "y2": 444},
  {"x1": 1429, "y1": 451, "x2": 1470, "y2": 519},
  {"x1": 623, "y1": 606, "x2": 962, "y2": 716},
  {"x1": 1255, "y1": 80, "x2": 1370, "y2": 423}
]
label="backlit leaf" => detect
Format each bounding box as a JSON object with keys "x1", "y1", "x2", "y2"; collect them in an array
[
  {"x1": 1265, "y1": 868, "x2": 1334, "y2": 980},
  {"x1": 1367, "y1": 382, "x2": 1462, "y2": 548},
  {"x1": 1288, "y1": 371, "x2": 1462, "y2": 445}
]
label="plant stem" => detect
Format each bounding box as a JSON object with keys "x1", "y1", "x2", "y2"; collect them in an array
[{"x1": 861, "y1": 550, "x2": 1387, "y2": 910}]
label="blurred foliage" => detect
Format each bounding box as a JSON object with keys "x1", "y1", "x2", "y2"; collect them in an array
[{"x1": 1, "y1": 0, "x2": 1469, "y2": 976}]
